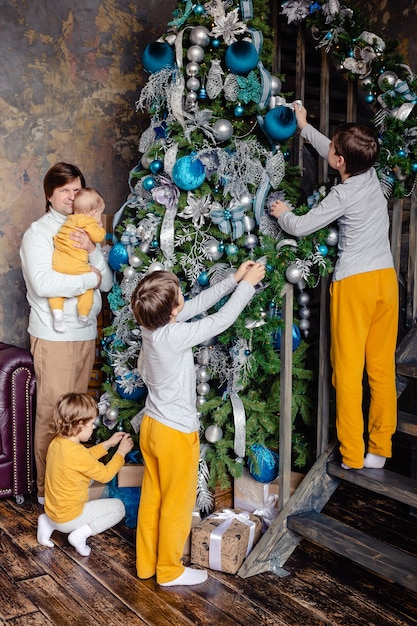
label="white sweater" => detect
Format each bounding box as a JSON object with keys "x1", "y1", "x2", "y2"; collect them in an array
[{"x1": 20, "y1": 208, "x2": 113, "y2": 341}]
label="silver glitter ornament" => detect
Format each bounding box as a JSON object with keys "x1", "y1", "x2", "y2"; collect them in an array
[{"x1": 205, "y1": 424, "x2": 223, "y2": 443}]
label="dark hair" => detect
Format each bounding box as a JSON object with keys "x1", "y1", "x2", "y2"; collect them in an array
[
  {"x1": 43, "y1": 162, "x2": 86, "y2": 211},
  {"x1": 332, "y1": 124, "x2": 379, "y2": 176},
  {"x1": 51, "y1": 392, "x2": 98, "y2": 437},
  {"x1": 131, "y1": 270, "x2": 180, "y2": 330}
]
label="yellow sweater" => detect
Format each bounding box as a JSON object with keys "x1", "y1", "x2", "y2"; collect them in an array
[{"x1": 44, "y1": 437, "x2": 125, "y2": 523}]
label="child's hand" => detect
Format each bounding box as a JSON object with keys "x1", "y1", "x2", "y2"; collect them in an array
[
  {"x1": 242, "y1": 261, "x2": 266, "y2": 286},
  {"x1": 293, "y1": 101, "x2": 308, "y2": 129},
  {"x1": 117, "y1": 433, "x2": 134, "y2": 457},
  {"x1": 270, "y1": 200, "x2": 291, "y2": 219},
  {"x1": 235, "y1": 260, "x2": 256, "y2": 283},
  {"x1": 103, "y1": 431, "x2": 126, "y2": 450}
]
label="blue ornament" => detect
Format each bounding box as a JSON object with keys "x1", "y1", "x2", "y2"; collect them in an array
[
  {"x1": 317, "y1": 244, "x2": 328, "y2": 256},
  {"x1": 249, "y1": 444, "x2": 279, "y2": 483},
  {"x1": 263, "y1": 106, "x2": 297, "y2": 142},
  {"x1": 149, "y1": 159, "x2": 163, "y2": 174},
  {"x1": 234, "y1": 103, "x2": 245, "y2": 117},
  {"x1": 194, "y1": 3, "x2": 205, "y2": 15},
  {"x1": 274, "y1": 324, "x2": 301, "y2": 352},
  {"x1": 411, "y1": 162, "x2": 417, "y2": 173},
  {"x1": 143, "y1": 176, "x2": 156, "y2": 191},
  {"x1": 197, "y1": 271, "x2": 209, "y2": 286},
  {"x1": 116, "y1": 382, "x2": 147, "y2": 402},
  {"x1": 225, "y1": 243, "x2": 239, "y2": 256},
  {"x1": 225, "y1": 40, "x2": 259, "y2": 75},
  {"x1": 212, "y1": 38, "x2": 220, "y2": 49},
  {"x1": 397, "y1": 149, "x2": 406, "y2": 158},
  {"x1": 172, "y1": 155, "x2": 206, "y2": 190},
  {"x1": 198, "y1": 86, "x2": 207, "y2": 99},
  {"x1": 365, "y1": 93, "x2": 375, "y2": 103},
  {"x1": 108, "y1": 242, "x2": 129, "y2": 271},
  {"x1": 142, "y1": 42, "x2": 175, "y2": 73}
]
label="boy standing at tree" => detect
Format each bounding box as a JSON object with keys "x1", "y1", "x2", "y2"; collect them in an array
[
  {"x1": 270, "y1": 104, "x2": 398, "y2": 471},
  {"x1": 130, "y1": 260, "x2": 265, "y2": 586}
]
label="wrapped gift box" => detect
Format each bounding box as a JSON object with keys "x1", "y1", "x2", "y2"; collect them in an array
[
  {"x1": 88, "y1": 480, "x2": 108, "y2": 500},
  {"x1": 118, "y1": 463, "x2": 145, "y2": 487},
  {"x1": 191, "y1": 508, "x2": 262, "y2": 574},
  {"x1": 234, "y1": 468, "x2": 304, "y2": 525},
  {"x1": 182, "y1": 510, "x2": 202, "y2": 557}
]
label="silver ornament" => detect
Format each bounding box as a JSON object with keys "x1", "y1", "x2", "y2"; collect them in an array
[
  {"x1": 187, "y1": 45, "x2": 205, "y2": 63},
  {"x1": 148, "y1": 262, "x2": 165, "y2": 273},
  {"x1": 299, "y1": 318, "x2": 310, "y2": 333},
  {"x1": 203, "y1": 238, "x2": 223, "y2": 260},
  {"x1": 129, "y1": 254, "x2": 142, "y2": 268},
  {"x1": 296, "y1": 279, "x2": 307, "y2": 292},
  {"x1": 141, "y1": 151, "x2": 153, "y2": 168},
  {"x1": 297, "y1": 292, "x2": 310, "y2": 306},
  {"x1": 243, "y1": 214, "x2": 255, "y2": 232},
  {"x1": 197, "y1": 382, "x2": 210, "y2": 395},
  {"x1": 139, "y1": 240, "x2": 151, "y2": 254},
  {"x1": 205, "y1": 424, "x2": 223, "y2": 443},
  {"x1": 197, "y1": 348, "x2": 210, "y2": 365},
  {"x1": 196, "y1": 395, "x2": 207, "y2": 407},
  {"x1": 213, "y1": 119, "x2": 233, "y2": 142},
  {"x1": 244, "y1": 233, "x2": 258, "y2": 249},
  {"x1": 186, "y1": 61, "x2": 200, "y2": 76},
  {"x1": 189, "y1": 25, "x2": 211, "y2": 48},
  {"x1": 276, "y1": 238, "x2": 298, "y2": 252},
  {"x1": 186, "y1": 91, "x2": 198, "y2": 105},
  {"x1": 285, "y1": 264, "x2": 303, "y2": 284},
  {"x1": 377, "y1": 71, "x2": 398, "y2": 91},
  {"x1": 106, "y1": 407, "x2": 119, "y2": 420},
  {"x1": 240, "y1": 191, "x2": 254, "y2": 209},
  {"x1": 299, "y1": 306, "x2": 311, "y2": 319},
  {"x1": 270, "y1": 75, "x2": 282, "y2": 95},
  {"x1": 123, "y1": 266, "x2": 136, "y2": 279},
  {"x1": 187, "y1": 77, "x2": 200, "y2": 92},
  {"x1": 325, "y1": 228, "x2": 339, "y2": 246},
  {"x1": 196, "y1": 366, "x2": 210, "y2": 382}
]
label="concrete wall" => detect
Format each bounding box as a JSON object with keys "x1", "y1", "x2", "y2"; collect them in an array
[{"x1": 0, "y1": 0, "x2": 176, "y2": 348}]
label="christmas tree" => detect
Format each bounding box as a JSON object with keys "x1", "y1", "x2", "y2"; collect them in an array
[{"x1": 96, "y1": 0, "x2": 339, "y2": 509}]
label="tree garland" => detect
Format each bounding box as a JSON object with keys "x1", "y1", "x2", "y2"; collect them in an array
[{"x1": 95, "y1": 0, "x2": 413, "y2": 507}]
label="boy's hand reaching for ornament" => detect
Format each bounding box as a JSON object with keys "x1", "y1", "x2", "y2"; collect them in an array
[
  {"x1": 270, "y1": 200, "x2": 291, "y2": 219},
  {"x1": 241, "y1": 261, "x2": 266, "y2": 286},
  {"x1": 235, "y1": 259, "x2": 256, "y2": 282}
]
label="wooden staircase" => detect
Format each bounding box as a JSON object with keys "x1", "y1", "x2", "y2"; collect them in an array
[{"x1": 237, "y1": 14, "x2": 417, "y2": 592}]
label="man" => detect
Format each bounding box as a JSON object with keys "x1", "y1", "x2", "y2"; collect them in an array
[{"x1": 20, "y1": 162, "x2": 113, "y2": 503}]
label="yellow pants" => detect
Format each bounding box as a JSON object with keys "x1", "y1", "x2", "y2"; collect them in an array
[
  {"x1": 330, "y1": 269, "x2": 398, "y2": 468},
  {"x1": 136, "y1": 414, "x2": 200, "y2": 584}
]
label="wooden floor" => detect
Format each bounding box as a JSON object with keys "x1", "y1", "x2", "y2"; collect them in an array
[{"x1": 1, "y1": 482, "x2": 416, "y2": 626}]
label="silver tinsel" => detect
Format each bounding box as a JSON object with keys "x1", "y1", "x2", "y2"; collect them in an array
[{"x1": 135, "y1": 67, "x2": 176, "y2": 113}]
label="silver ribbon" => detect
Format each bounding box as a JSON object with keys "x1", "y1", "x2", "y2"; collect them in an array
[
  {"x1": 160, "y1": 202, "x2": 179, "y2": 260},
  {"x1": 230, "y1": 391, "x2": 246, "y2": 458}
]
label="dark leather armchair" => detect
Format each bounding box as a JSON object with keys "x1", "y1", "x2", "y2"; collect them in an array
[{"x1": 0, "y1": 343, "x2": 36, "y2": 503}]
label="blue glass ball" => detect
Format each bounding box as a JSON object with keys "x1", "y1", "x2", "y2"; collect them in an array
[
  {"x1": 172, "y1": 156, "x2": 206, "y2": 190},
  {"x1": 225, "y1": 243, "x2": 239, "y2": 256},
  {"x1": 197, "y1": 271, "x2": 209, "y2": 286},
  {"x1": 411, "y1": 162, "x2": 417, "y2": 173},
  {"x1": 397, "y1": 149, "x2": 406, "y2": 158},
  {"x1": 194, "y1": 4, "x2": 205, "y2": 15},
  {"x1": 264, "y1": 106, "x2": 297, "y2": 142},
  {"x1": 317, "y1": 244, "x2": 328, "y2": 256},
  {"x1": 249, "y1": 444, "x2": 279, "y2": 483},
  {"x1": 142, "y1": 42, "x2": 175, "y2": 73},
  {"x1": 212, "y1": 38, "x2": 220, "y2": 49},
  {"x1": 225, "y1": 40, "x2": 259, "y2": 75},
  {"x1": 234, "y1": 104, "x2": 245, "y2": 117},
  {"x1": 149, "y1": 159, "x2": 163, "y2": 174},
  {"x1": 116, "y1": 382, "x2": 147, "y2": 401},
  {"x1": 108, "y1": 242, "x2": 129, "y2": 271},
  {"x1": 274, "y1": 324, "x2": 301, "y2": 352},
  {"x1": 365, "y1": 93, "x2": 375, "y2": 103},
  {"x1": 143, "y1": 176, "x2": 156, "y2": 191}
]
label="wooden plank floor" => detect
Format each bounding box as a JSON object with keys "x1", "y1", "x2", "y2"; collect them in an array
[{"x1": 0, "y1": 483, "x2": 416, "y2": 626}]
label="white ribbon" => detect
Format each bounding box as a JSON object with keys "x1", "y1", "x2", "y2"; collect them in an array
[
  {"x1": 208, "y1": 509, "x2": 257, "y2": 570},
  {"x1": 230, "y1": 391, "x2": 246, "y2": 458},
  {"x1": 160, "y1": 202, "x2": 179, "y2": 260},
  {"x1": 253, "y1": 494, "x2": 279, "y2": 527}
]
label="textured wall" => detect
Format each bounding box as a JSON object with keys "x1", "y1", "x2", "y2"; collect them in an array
[
  {"x1": 0, "y1": 0, "x2": 414, "y2": 348},
  {"x1": 0, "y1": 0, "x2": 176, "y2": 348}
]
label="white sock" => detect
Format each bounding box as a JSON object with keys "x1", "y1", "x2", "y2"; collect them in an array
[
  {"x1": 37, "y1": 496, "x2": 45, "y2": 505},
  {"x1": 79, "y1": 315, "x2": 89, "y2": 325},
  {"x1": 341, "y1": 462, "x2": 353, "y2": 470},
  {"x1": 52, "y1": 309, "x2": 65, "y2": 333},
  {"x1": 68, "y1": 524, "x2": 93, "y2": 557},
  {"x1": 159, "y1": 567, "x2": 208, "y2": 587},
  {"x1": 364, "y1": 453, "x2": 386, "y2": 469},
  {"x1": 37, "y1": 513, "x2": 54, "y2": 547}
]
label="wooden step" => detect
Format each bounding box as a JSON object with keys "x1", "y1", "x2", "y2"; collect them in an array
[
  {"x1": 397, "y1": 410, "x2": 417, "y2": 437},
  {"x1": 287, "y1": 511, "x2": 417, "y2": 592},
  {"x1": 327, "y1": 462, "x2": 417, "y2": 508},
  {"x1": 396, "y1": 325, "x2": 417, "y2": 377}
]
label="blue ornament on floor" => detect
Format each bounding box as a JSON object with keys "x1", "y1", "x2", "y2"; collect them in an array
[
  {"x1": 142, "y1": 42, "x2": 175, "y2": 73},
  {"x1": 108, "y1": 242, "x2": 129, "y2": 271},
  {"x1": 172, "y1": 155, "x2": 206, "y2": 190},
  {"x1": 249, "y1": 444, "x2": 279, "y2": 483},
  {"x1": 263, "y1": 105, "x2": 297, "y2": 142}
]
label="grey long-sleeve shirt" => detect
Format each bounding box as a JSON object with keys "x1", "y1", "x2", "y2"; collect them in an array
[
  {"x1": 277, "y1": 124, "x2": 394, "y2": 282},
  {"x1": 138, "y1": 274, "x2": 255, "y2": 433}
]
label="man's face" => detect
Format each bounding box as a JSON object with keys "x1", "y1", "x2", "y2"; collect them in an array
[{"x1": 48, "y1": 178, "x2": 82, "y2": 216}]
